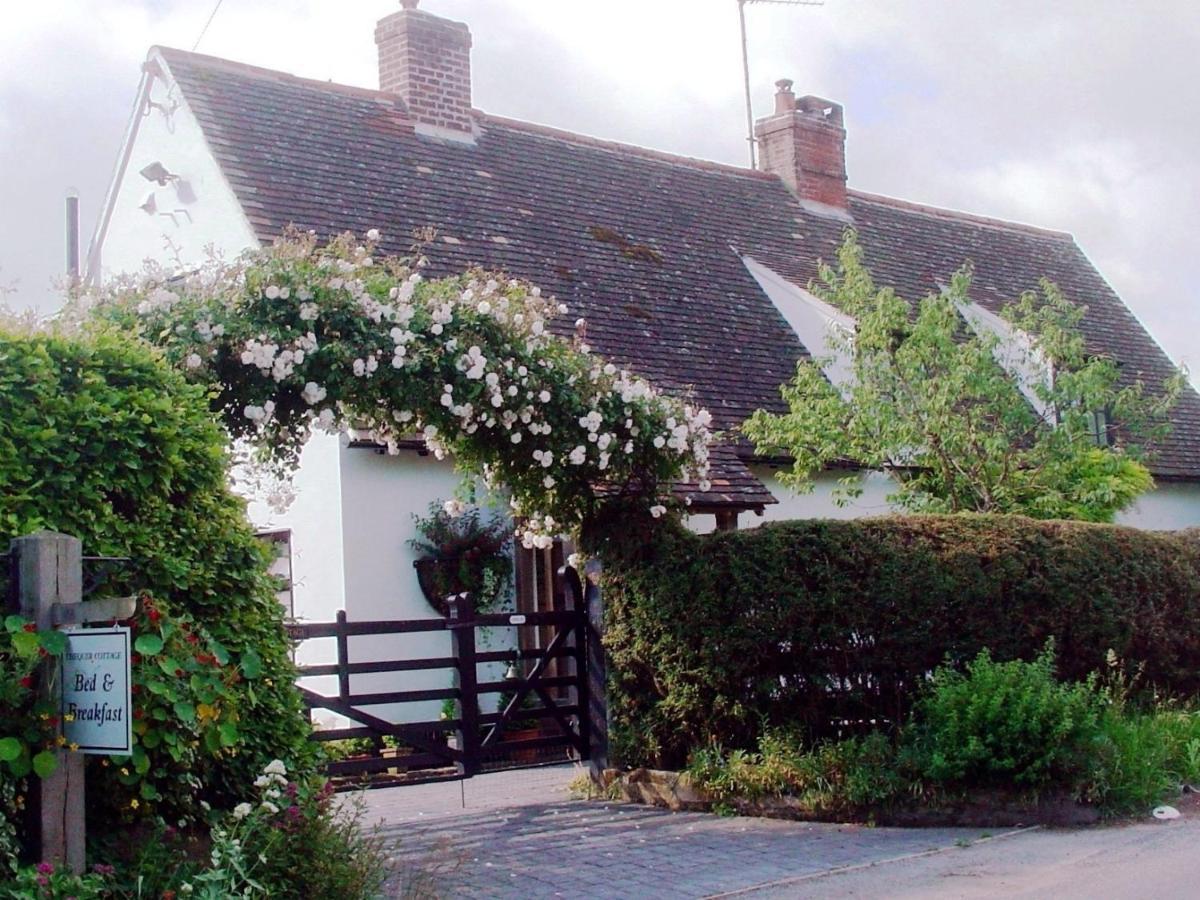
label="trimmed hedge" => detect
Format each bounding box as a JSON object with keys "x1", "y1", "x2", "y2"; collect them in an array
[
  {"x1": 601, "y1": 515, "x2": 1200, "y2": 769},
  {"x1": 0, "y1": 328, "x2": 314, "y2": 822}
]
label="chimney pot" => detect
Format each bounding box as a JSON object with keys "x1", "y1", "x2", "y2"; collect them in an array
[
  {"x1": 774, "y1": 78, "x2": 797, "y2": 114},
  {"x1": 400, "y1": 0, "x2": 419, "y2": 8}
]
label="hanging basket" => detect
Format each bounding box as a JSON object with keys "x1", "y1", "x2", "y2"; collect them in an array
[{"x1": 413, "y1": 556, "x2": 470, "y2": 617}]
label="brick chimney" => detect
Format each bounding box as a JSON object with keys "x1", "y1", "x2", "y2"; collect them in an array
[
  {"x1": 754, "y1": 79, "x2": 849, "y2": 217},
  {"x1": 375, "y1": 0, "x2": 475, "y2": 141}
]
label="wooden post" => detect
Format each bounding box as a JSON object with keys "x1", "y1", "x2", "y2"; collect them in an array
[
  {"x1": 12, "y1": 532, "x2": 86, "y2": 874},
  {"x1": 583, "y1": 563, "x2": 609, "y2": 778},
  {"x1": 448, "y1": 595, "x2": 480, "y2": 777},
  {"x1": 335, "y1": 610, "x2": 350, "y2": 703}
]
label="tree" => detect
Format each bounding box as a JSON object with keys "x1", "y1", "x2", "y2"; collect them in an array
[{"x1": 743, "y1": 233, "x2": 1182, "y2": 522}]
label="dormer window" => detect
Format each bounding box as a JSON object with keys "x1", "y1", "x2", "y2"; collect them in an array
[
  {"x1": 954, "y1": 297, "x2": 1054, "y2": 423},
  {"x1": 741, "y1": 253, "x2": 856, "y2": 392}
]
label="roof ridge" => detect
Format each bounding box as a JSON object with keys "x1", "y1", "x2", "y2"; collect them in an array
[
  {"x1": 479, "y1": 113, "x2": 778, "y2": 181},
  {"x1": 849, "y1": 189, "x2": 1075, "y2": 241},
  {"x1": 156, "y1": 47, "x2": 779, "y2": 182},
  {"x1": 153, "y1": 46, "x2": 405, "y2": 106}
]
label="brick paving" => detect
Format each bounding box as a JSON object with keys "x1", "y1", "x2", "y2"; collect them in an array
[{"x1": 358, "y1": 765, "x2": 1001, "y2": 898}]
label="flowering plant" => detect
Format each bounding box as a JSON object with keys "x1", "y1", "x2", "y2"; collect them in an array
[
  {"x1": 0, "y1": 615, "x2": 68, "y2": 783},
  {"x1": 409, "y1": 500, "x2": 513, "y2": 615},
  {"x1": 82, "y1": 230, "x2": 714, "y2": 543},
  {"x1": 2, "y1": 860, "x2": 112, "y2": 899},
  {"x1": 91, "y1": 593, "x2": 247, "y2": 824}
]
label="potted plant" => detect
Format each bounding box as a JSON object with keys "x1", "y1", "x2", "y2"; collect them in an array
[
  {"x1": 410, "y1": 501, "x2": 514, "y2": 617},
  {"x1": 493, "y1": 686, "x2": 548, "y2": 763}
]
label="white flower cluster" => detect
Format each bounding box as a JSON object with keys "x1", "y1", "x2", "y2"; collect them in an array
[{"x1": 116, "y1": 229, "x2": 716, "y2": 536}]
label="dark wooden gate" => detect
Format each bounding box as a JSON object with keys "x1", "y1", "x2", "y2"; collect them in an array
[{"x1": 286, "y1": 567, "x2": 598, "y2": 787}]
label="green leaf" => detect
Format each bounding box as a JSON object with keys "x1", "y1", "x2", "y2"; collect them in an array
[
  {"x1": 32, "y1": 750, "x2": 58, "y2": 779},
  {"x1": 38, "y1": 630, "x2": 68, "y2": 656},
  {"x1": 173, "y1": 701, "x2": 196, "y2": 724},
  {"x1": 11, "y1": 631, "x2": 39, "y2": 655},
  {"x1": 218, "y1": 722, "x2": 239, "y2": 747},
  {"x1": 134, "y1": 634, "x2": 164, "y2": 656},
  {"x1": 8, "y1": 754, "x2": 31, "y2": 778},
  {"x1": 140, "y1": 781, "x2": 161, "y2": 801},
  {"x1": 4, "y1": 615, "x2": 26, "y2": 634},
  {"x1": 204, "y1": 728, "x2": 222, "y2": 754},
  {"x1": 209, "y1": 640, "x2": 230, "y2": 666},
  {"x1": 0, "y1": 737, "x2": 22, "y2": 762},
  {"x1": 239, "y1": 648, "x2": 262, "y2": 680}
]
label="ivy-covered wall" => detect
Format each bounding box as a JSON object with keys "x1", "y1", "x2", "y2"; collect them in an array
[{"x1": 601, "y1": 515, "x2": 1200, "y2": 769}]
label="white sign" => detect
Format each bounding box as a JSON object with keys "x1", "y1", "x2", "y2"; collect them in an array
[{"x1": 61, "y1": 626, "x2": 133, "y2": 755}]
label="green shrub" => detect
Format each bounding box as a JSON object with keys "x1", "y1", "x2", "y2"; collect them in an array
[
  {"x1": 916, "y1": 646, "x2": 1103, "y2": 788},
  {"x1": 0, "y1": 329, "x2": 315, "y2": 830},
  {"x1": 597, "y1": 515, "x2": 1200, "y2": 768},
  {"x1": 687, "y1": 730, "x2": 912, "y2": 815}
]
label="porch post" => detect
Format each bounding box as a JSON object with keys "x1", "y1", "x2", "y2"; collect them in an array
[{"x1": 583, "y1": 563, "x2": 609, "y2": 777}]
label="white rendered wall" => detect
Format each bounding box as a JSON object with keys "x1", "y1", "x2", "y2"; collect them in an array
[
  {"x1": 92, "y1": 61, "x2": 258, "y2": 281},
  {"x1": 1116, "y1": 481, "x2": 1200, "y2": 530},
  {"x1": 687, "y1": 467, "x2": 898, "y2": 534},
  {"x1": 334, "y1": 448, "x2": 514, "y2": 724},
  {"x1": 245, "y1": 434, "x2": 346, "y2": 623}
]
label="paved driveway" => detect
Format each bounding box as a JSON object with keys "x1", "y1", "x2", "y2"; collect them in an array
[
  {"x1": 361, "y1": 766, "x2": 1199, "y2": 899},
  {"x1": 360, "y1": 765, "x2": 996, "y2": 898}
]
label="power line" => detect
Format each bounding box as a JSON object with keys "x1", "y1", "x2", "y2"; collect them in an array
[
  {"x1": 738, "y1": 0, "x2": 824, "y2": 169},
  {"x1": 192, "y1": 0, "x2": 226, "y2": 52}
]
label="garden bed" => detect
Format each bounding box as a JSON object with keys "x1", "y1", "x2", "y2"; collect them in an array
[{"x1": 603, "y1": 767, "x2": 1104, "y2": 827}]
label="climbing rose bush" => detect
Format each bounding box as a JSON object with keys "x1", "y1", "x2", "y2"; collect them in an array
[{"x1": 82, "y1": 230, "x2": 714, "y2": 543}]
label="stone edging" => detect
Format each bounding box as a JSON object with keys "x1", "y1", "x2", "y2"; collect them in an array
[{"x1": 599, "y1": 768, "x2": 1102, "y2": 827}]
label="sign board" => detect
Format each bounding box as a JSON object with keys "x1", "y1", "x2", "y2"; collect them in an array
[{"x1": 60, "y1": 626, "x2": 132, "y2": 755}]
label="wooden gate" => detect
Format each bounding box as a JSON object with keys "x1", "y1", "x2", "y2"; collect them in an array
[{"x1": 286, "y1": 567, "x2": 600, "y2": 787}]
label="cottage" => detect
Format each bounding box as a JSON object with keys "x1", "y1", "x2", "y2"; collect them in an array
[{"x1": 89, "y1": 1, "x2": 1200, "y2": 636}]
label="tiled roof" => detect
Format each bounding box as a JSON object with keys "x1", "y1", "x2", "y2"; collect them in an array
[{"x1": 158, "y1": 47, "x2": 1200, "y2": 483}]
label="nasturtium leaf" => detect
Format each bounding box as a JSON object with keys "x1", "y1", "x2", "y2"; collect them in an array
[
  {"x1": 158, "y1": 656, "x2": 182, "y2": 677},
  {"x1": 4, "y1": 615, "x2": 26, "y2": 634},
  {"x1": 240, "y1": 649, "x2": 262, "y2": 679},
  {"x1": 210, "y1": 640, "x2": 230, "y2": 666},
  {"x1": 218, "y1": 722, "x2": 239, "y2": 747},
  {"x1": 38, "y1": 630, "x2": 68, "y2": 656},
  {"x1": 11, "y1": 632, "x2": 39, "y2": 655},
  {"x1": 32, "y1": 751, "x2": 58, "y2": 779},
  {"x1": 173, "y1": 701, "x2": 196, "y2": 724},
  {"x1": 8, "y1": 754, "x2": 31, "y2": 778},
  {"x1": 204, "y1": 728, "x2": 221, "y2": 754},
  {"x1": 140, "y1": 781, "x2": 161, "y2": 801},
  {"x1": 134, "y1": 634, "x2": 164, "y2": 656},
  {"x1": 0, "y1": 737, "x2": 22, "y2": 762}
]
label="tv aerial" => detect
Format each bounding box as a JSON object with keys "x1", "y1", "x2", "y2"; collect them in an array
[{"x1": 737, "y1": 0, "x2": 826, "y2": 169}]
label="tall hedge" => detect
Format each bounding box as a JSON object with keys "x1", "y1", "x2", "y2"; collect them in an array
[
  {"x1": 0, "y1": 328, "x2": 313, "y2": 817},
  {"x1": 601, "y1": 515, "x2": 1200, "y2": 768}
]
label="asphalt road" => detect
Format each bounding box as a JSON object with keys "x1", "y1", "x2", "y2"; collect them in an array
[{"x1": 754, "y1": 814, "x2": 1200, "y2": 899}]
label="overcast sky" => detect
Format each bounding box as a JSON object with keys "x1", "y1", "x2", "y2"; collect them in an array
[{"x1": 1, "y1": 0, "x2": 1196, "y2": 384}]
